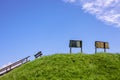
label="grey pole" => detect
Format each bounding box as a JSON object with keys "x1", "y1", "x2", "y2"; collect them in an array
[{"x1": 70, "y1": 47, "x2": 72, "y2": 54}]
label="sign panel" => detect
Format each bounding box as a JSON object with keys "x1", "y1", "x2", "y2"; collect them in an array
[
  {"x1": 95, "y1": 41, "x2": 104, "y2": 48},
  {"x1": 69, "y1": 40, "x2": 83, "y2": 53},
  {"x1": 69, "y1": 40, "x2": 82, "y2": 48},
  {"x1": 104, "y1": 42, "x2": 109, "y2": 49},
  {"x1": 95, "y1": 41, "x2": 109, "y2": 53},
  {"x1": 95, "y1": 41, "x2": 109, "y2": 49}
]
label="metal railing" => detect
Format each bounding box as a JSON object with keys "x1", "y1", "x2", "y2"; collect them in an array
[{"x1": 0, "y1": 56, "x2": 30, "y2": 76}]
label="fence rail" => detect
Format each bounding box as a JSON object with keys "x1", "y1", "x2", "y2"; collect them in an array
[{"x1": 0, "y1": 56, "x2": 30, "y2": 76}]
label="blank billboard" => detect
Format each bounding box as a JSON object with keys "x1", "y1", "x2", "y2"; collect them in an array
[
  {"x1": 95, "y1": 41, "x2": 109, "y2": 49},
  {"x1": 69, "y1": 40, "x2": 82, "y2": 48}
]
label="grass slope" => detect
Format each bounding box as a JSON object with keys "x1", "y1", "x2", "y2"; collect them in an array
[{"x1": 0, "y1": 53, "x2": 120, "y2": 80}]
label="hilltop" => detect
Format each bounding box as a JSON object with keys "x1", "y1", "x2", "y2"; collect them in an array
[{"x1": 0, "y1": 53, "x2": 120, "y2": 80}]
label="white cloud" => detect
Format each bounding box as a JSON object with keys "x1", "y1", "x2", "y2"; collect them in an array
[
  {"x1": 63, "y1": 0, "x2": 77, "y2": 3},
  {"x1": 63, "y1": 0, "x2": 120, "y2": 27}
]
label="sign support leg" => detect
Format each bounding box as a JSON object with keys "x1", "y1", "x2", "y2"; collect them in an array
[
  {"x1": 95, "y1": 48, "x2": 97, "y2": 53},
  {"x1": 104, "y1": 48, "x2": 106, "y2": 53},
  {"x1": 81, "y1": 47, "x2": 83, "y2": 53},
  {"x1": 70, "y1": 47, "x2": 72, "y2": 54}
]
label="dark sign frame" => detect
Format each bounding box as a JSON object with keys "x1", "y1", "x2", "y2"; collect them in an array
[{"x1": 69, "y1": 40, "x2": 83, "y2": 53}]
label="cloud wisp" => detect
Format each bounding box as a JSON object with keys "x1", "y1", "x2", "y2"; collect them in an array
[
  {"x1": 63, "y1": 0, "x2": 120, "y2": 27},
  {"x1": 63, "y1": 0, "x2": 77, "y2": 3}
]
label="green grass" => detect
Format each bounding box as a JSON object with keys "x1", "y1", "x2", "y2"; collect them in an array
[{"x1": 0, "y1": 53, "x2": 120, "y2": 80}]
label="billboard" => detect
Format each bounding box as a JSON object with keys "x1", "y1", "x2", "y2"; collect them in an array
[
  {"x1": 95, "y1": 41, "x2": 109, "y2": 49},
  {"x1": 69, "y1": 40, "x2": 82, "y2": 48},
  {"x1": 95, "y1": 41, "x2": 104, "y2": 48},
  {"x1": 104, "y1": 42, "x2": 109, "y2": 49}
]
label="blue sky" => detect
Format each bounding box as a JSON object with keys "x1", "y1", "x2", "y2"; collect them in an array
[{"x1": 0, "y1": 0, "x2": 120, "y2": 67}]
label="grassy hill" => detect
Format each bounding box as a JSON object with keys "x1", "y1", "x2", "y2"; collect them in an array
[{"x1": 0, "y1": 53, "x2": 120, "y2": 80}]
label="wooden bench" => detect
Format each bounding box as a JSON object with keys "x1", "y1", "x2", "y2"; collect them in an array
[
  {"x1": 34, "y1": 51, "x2": 42, "y2": 58},
  {"x1": 0, "y1": 56, "x2": 30, "y2": 76}
]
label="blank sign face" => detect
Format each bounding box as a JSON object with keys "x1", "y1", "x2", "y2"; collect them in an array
[
  {"x1": 95, "y1": 41, "x2": 109, "y2": 49},
  {"x1": 76, "y1": 41, "x2": 81, "y2": 47},
  {"x1": 69, "y1": 40, "x2": 82, "y2": 48},
  {"x1": 95, "y1": 42, "x2": 104, "y2": 48},
  {"x1": 104, "y1": 42, "x2": 109, "y2": 49}
]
